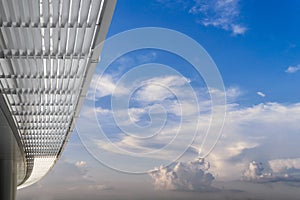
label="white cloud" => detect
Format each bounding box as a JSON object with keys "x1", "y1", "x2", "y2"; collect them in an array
[
  {"x1": 206, "y1": 102, "x2": 300, "y2": 180},
  {"x1": 75, "y1": 161, "x2": 87, "y2": 168},
  {"x1": 133, "y1": 75, "x2": 191, "y2": 103},
  {"x1": 226, "y1": 141, "x2": 259, "y2": 157},
  {"x1": 285, "y1": 65, "x2": 300, "y2": 73},
  {"x1": 136, "y1": 51, "x2": 157, "y2": 63},
  {"x1": 84, "y1": 81, "x2": 300, "y2": 180},
  {"x1": 224, "y1": 86, "x2": 242, "y2": 101},
  {"x1": 81, "y1": 70, "x2": 300, "y2": 182},
  {"x1": 87, "y1": 75, "x2": 115, "y2": 99},
  {"x1": 257, "y1": 91, "x2": 266, "y2": 97},
  {"x1": 189, "y1": 0, "x2": 247, "y2": 35},
  {"x1": 95, "y1": 107, "x2": 112, "y2": 115},
  {"x1": 241, "y1": 160, "x2": 300, "y2": 183},
  {"x1": 269, "y1": 158, "x2": 300, "y2": 174},
  {"x1": 157, "y1": 0, "x2": 247, "y2": 35},
  {"x1": 242, "y1": 161, "x2": 271, "y2": 180},
  {"x1": 128, "y1": 107, "x2": 147, "y2": 123},
  {"x1": 94, "y1": 119, "x2": 200, "y2": 157},
  {"x1": 149, "y1": 158, "x2": 215, "y2": 191},
  {"x1": 231, "y1": 24, "x2": 247, "y2": 35}
]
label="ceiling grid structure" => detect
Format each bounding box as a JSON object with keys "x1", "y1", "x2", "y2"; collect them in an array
[{"x1": 0, "y1": 0, "x2": 116, "y2": 188}]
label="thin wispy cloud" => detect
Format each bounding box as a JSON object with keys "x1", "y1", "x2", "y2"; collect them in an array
[
  {"x1": 133, "y1": 75, "x2": 191, "y2": 103},
  {"x1": 225, "y1": 86, "x2": 242, "y2": 101},
  {"x1": 257, "y1": 91, "x2": 266, "y2": 97},
  {"x1": 285, "y1": 65, "x2": 300, "y2": 73},
  {"x1": 158, "y1": 0, "x2": 247, "y2": 35},
  {"x1": 190, "y1": 0, "x2": 247, "y2": 35},
  {"x1": 87, "y1": 51, "x2": 158, "y2": 100}
]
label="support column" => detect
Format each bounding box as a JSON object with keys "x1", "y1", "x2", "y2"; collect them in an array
[
  {"x1": 0, "y1": 159, "x2": 17, "y2": 200},
  {"x1": 0, "y1": 113, "x2": 17, "y2": 200}
]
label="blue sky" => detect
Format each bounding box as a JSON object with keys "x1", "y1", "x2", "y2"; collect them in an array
[
  {"x1": 107, "y1": 0, "x2": 300, "y2": 105},
  {"x1": 18, "y1": 1, "x2": 300, "y2": 200}
]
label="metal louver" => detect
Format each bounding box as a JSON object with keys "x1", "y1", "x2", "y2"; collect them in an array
[{"x1": 0, "y1": 0, "x2": 116, "y2": 188}]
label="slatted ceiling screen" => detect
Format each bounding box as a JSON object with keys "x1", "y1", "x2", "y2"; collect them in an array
[
  {"x1": 0, "y1": 0, "x2": 104, "y2": 56},
  {"x1": 0, "y1": 0, "x2": 115, "y2": 188}
]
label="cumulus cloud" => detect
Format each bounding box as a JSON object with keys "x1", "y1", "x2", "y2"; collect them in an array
[
  {"x1": 242, "y1": 160, "x2": 300, "y2": 183},
  {"x1": 269, "y1": 158, "x2": 300, "y2": 174},
  {"x1": 149, "y1": 158, "x2": 215, "y2": 191},
  {"x1": 257, "y1": 91, "x2": 266, "y2": 97},
  {"x1": 242, "y1": 161, "x2": 271, "y2": 181},
  {"x1": 285, "y1": 65, "x2": 300, "y2": 73},
  {"x1": 206, "y1": 102, "x2": 300, "y2": 180}
]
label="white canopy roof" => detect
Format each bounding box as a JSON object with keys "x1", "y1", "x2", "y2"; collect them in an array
[{"x1": 0, "y1": 0, "x2": 116, "y2": 188}]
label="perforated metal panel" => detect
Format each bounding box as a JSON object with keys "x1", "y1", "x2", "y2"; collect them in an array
[{"x1": 0, "y1": 0, "x2": 116, "y2": 188}]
